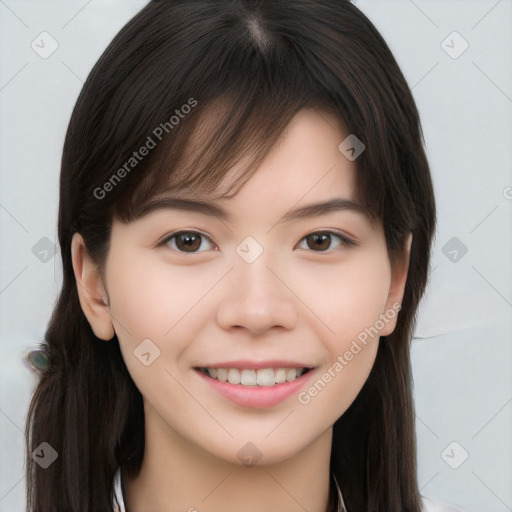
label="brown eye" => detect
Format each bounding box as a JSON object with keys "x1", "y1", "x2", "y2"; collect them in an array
[
  {"x1": 299, "y1": 231, "x2": 355, "y2": 252},
  {"x1": 163, "y1": 231, "x2": 214, "y2": 253},
  {"x1": 306, "y1": 232, "x2": 332, "y2": 251}
]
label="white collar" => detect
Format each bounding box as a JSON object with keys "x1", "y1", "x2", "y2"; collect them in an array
[
  {"x1": 113, "y1": 468, "x2": 347, "y2": 511},
  {"x1": 332, "y1": 474, "x2": 349, "y2": 512},
  {"x1": 113, "y1": 468, "x2": 465, "y2": 512}
]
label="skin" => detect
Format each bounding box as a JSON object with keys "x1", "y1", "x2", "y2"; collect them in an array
[{"x1": 72, "y1": 108, "x2": 412, "y2": 512}]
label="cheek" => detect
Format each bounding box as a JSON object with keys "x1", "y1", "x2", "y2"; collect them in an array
[
  {"x1": 297, "y1": 320, "x2": 381, "y2": 426},
  {"x1": 293, "y1": 247, "x2": 392, "y2": 341},
  {"x1": 106, "y1": 251, "x2": 203, "y2": 338},
  {"x1": 105, "y1": 252, "x2": 223, "y2": 377},
  {"x1": 293, "y1": 249, "x2": 390, "y2": 419}
]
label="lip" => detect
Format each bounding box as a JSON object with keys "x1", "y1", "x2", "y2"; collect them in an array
[
  {"x1": 199, "y1": 360, "x2": 312, "y2": 370},
  {"x1": 195, "y1": 365, "x2": 316, "y2": 408}
]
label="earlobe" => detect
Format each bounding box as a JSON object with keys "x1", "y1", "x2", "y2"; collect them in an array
[
  {"x1": 380, "y1": 232, "x2": 413, "y2": 337},
  {"x1": 71, "y1": 233, "x2": 115, "y2": 341}
]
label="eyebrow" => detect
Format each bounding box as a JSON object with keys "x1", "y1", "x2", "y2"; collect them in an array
[{"x1": 136, "y1": 196, "x2": 372, "y2": 224}]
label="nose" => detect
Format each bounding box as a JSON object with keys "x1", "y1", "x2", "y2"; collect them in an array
[{"x1": 216, "y1": 252, "x2": 299, "y2": 336}]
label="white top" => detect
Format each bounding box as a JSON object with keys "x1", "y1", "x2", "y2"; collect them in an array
[{"x1": 113, "y1": 468, "x2": 467, "y2": 512}]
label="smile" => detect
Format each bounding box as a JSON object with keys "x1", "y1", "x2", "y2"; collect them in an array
[
  {"x1": 195, "y1": 363, "x2": 315, "y2": 408},
  {"x1": 198, "y1": 367, "x2": 311, "y2": 386}
]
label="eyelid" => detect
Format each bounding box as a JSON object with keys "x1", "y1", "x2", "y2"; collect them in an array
[
  {"x1": 297, "y1": 230, "x2": 358, "y2": 250},
  {"x1": 320, "y1": 230, "x2": 357, "y2": 246}
]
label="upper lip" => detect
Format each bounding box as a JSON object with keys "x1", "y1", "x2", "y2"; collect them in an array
[{"x1": 196, "y1": 360, "x2": 314, "y2": 370}]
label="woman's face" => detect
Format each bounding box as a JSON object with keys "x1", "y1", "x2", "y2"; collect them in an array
[{"x1": 75, "y1": 108, "x2": 409, "y2": 467}]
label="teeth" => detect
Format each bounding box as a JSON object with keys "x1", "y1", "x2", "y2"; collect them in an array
[
  {"x1": 203, "y1": 367, "x2": 308, "y2": 386},
  {"x1": 275, "y1": 368, "x2": 287, "y2": 384},
  {"x1": 286, "y1": 368, "x2": 297, "y2": 382},
  {"x1": 256, "y1": 368, "x2": 274, "y2": 386},
  {"x1": 228, "y1": 368, "x2": 241, "y2": 384},
  {"x1": 215, "y1": 368, "x2": 227, "y2": 381},
  {"x1": 240, "y1": 369, "x2": 257, "y2": 386}
]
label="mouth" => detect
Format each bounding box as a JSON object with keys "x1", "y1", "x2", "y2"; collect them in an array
[
  {"x1": 195, "y1": 364, "x2": 315, "y2": 408},
  {"x1": 196, "y1": 366, "x2": 313, "y2": 387}
]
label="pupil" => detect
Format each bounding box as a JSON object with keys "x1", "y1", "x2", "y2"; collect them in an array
[
  {"x1": 309, "y1": 233, "x2": 330, "y2": 251},
  {"x1": 178, "y1": 233, "x2": 200, "y2": 251}
]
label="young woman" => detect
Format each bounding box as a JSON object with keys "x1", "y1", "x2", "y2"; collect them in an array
[{"x1": 24, "y1": 1, "x2": 464, "y2": 510}]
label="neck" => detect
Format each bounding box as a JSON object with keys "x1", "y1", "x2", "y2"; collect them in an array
[{"x1": 123, "y1": 403, "x2": 333, "y2": 512}]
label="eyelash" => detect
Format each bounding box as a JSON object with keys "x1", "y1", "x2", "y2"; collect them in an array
[{"x1": 158, "y1": 229, "x2": 357, "y2": 254}]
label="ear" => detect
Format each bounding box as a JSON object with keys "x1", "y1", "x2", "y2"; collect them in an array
[
  {"x1": 380, "y1": 232, "x2": 413, "y2": 337},
  {"x1": 71, "y1": 233, "x2": 115, "y2": 341}
]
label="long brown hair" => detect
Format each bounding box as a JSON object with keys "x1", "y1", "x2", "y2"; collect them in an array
[{"x1": 25, "y1": 1, "x2": 436, "y2": 510}]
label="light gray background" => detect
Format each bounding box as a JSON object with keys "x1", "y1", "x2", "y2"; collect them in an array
[{"x1": 1, "y1": 1, "x2": 511, "y2": 511}]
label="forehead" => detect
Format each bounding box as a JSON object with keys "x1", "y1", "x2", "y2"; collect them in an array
[
  {"x1": 134, "y1": 108, "x2": 375, "y2": 226},
  {"x1": 217, "y1": 109, "x2": 355, "y2": 209}
]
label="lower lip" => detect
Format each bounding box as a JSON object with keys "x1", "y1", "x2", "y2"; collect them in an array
[{"x1": 196, "y1": 369, "x2": 315, "y2": 408}]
